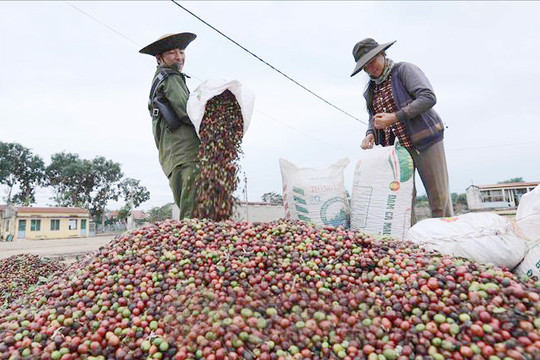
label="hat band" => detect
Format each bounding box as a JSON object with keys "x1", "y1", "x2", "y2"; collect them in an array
[{"x1": 355, "y1": 45, "x2": 378, "y2": 62}]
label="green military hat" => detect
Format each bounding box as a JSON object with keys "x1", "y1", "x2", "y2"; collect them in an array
[{"x1": 139, "y1": 32, "x2": 197, "y2": 56}]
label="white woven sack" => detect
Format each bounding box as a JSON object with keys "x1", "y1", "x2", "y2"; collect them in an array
[
  {"x1": 406, "y1": 212, "x2": 528, "y2": 269},
  {"x1": 514, "y1": 240, "x2": 540, "y2": 281},
  {"x1": 516, "y1": 185, "x2": 540, "y2": 241},
  {"x1": 187, "y1": 79, "x2": 255, "y2": 139},
  {"x1": 350, "y1": 145, "x2": 414, "y2": 241},
  {"x1": 280, "y1": 158, "x2": 350, "y2": 228}
]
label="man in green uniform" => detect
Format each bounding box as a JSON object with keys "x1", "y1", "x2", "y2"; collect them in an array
[{"x1": 140, "y1": 33, "x2": 200, "y2": 219}]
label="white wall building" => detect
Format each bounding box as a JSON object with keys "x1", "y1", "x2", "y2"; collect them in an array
[
  {"x1": 172, "y1": 202, "x2": 285, "y2": 223},
  {"x1": 466, "y1": 182, "x2": 539, "y2": 210},
  {"x1": 232, "y1": 202, "x2": 285, "y2": 223}
]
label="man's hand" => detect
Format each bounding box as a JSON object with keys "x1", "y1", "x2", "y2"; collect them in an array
[
  {"x1": 373, "y1": 112, "x2": 398, "y2": 130},
  {"x1": 361, "y1": 134, "x2": 375, "y2": 149}
]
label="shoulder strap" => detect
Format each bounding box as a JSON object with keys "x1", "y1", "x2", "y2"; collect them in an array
[{"x1": 148, "y1": 68, "x2": 177, "y2": 107}]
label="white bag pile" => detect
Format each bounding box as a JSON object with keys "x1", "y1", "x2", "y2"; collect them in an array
[
  {"x1": 350, "y1": 145, "x2": 414, "y2": 241},
  {"x1": 406, "y1": 212, "x2": 528, "y2": 269},
  {"x1": 514, "y1": 185, "x2": 540, "y2": 280},
  {"x1": 279, "y1": 158, "x2": 350, "y2": 228},
  {"x1": 277, "y1": 145, "x2": 540, "y2": 278}
]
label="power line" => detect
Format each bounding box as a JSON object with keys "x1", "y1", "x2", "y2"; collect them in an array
[
  {"x1": 63, "y1": 1, "x2": 362, "y2": 148},
  {"x1": 448, "y1": 140, "x2": 539, "y2": 152},
  {"x1": 62, "y1": 2, "x2": 533, "y2": 157},
  {"x1": 64, "y1": 0, "x2": 205, "y2": 83},
  {"x1": 64, "y1": 1, "x2": 354, "y2": 148},
  {"x1": 169, "y1": 0, "x2": 366, "y2": 125},
  {"x1": 254, "y1": 110, "x2": 352, "y2": 153},
  {"x1": 64, "y1": 1, "x2": 141, "y2": 48}
]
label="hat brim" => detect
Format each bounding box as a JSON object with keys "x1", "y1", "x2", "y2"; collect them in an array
[
  {"x1": 139, "y1": 32, "x2": 197, "y2": 56},
  {"x1": 350, "y1": 41, "x2": 395, "y2": 77}
]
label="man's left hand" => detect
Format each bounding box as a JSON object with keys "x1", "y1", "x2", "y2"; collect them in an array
[{"x1": 373, "y1": 112, "x2": 398, "y2": 129}]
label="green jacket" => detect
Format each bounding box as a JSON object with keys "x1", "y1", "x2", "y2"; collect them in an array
[{"x1": 148, "y1": 65, "x2": 200, "y2": 177}]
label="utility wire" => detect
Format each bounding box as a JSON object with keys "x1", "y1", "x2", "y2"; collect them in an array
[
  {"x1": 170, "y1": 0, "x2": 366, "y2": 125},
  {"x1": 63, "y1": 1, "x2": 352, "y2": 147},
  {"x1": 255, "y1": 110, "x2": 352, "y2": 153},
  {"x1": 66, "y1": 1, "x2": 530, "y2": 155},
  {"x1": 64, "y1": 0, "x2": 203, "y2": 84},
  {"x1": 64, "y1": 1, "x2": 141, "y2": 48},
  {"x1": 64, "y1": 0, "x2": 538, "y2": 152},
  {"x1": 448, "y1": 140, "x2": 539, "y2": 152}
]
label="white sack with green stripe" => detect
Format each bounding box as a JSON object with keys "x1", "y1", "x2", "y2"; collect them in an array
[
  {"x1": 350, "y1": 144, "x2": 414, "y2": 240},
  {"x1": 279, "y1": 158, "x2": 350, "y2": 228}
]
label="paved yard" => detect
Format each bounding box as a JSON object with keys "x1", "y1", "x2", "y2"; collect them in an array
[{"x1": 0, "y1": 234, "x2": 117, "y2": 261}]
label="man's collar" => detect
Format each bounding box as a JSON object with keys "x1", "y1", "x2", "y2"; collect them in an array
[
  {"x1": 157, "y1": 64, "x2": 181, "y2": 73},
  {"x1": 156, "y1": 64, "x2": 190, "y2": 78}
]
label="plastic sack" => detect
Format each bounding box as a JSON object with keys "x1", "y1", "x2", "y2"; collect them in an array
[
  {"x1": 280, "y1": 158, "x2": 350, "y2": 228},
  {"x1": 406, "y1": 212, "x2": 528, "y2": 269},
  {"x1": 350, "y1": 145, "x2": 414, "y2": 241},
  {"x1": 516, "y1": 185, "x2": 540, "y2": 241},
  {"x1": 513, "y1": 240, "x2": 540, "y2": 281},
  {"x1": 187, "y1": 79, "x2": 255, "y2": 139}
]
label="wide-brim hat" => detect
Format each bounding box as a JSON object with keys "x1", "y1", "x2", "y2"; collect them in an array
[
  {"x1": 350, "y1": 38, "x2": 396, "y2": 77},
  {"x1": 139, "y1": 32, "x2": 197, "y2": 56}
]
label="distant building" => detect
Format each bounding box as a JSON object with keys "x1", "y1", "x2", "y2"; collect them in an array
[
  {"x1": 233, "y1": 202, "x2": 285, "y2": 223},
  {"x1": 466, "y1": 182, "x2": 539, "y2": 210},
  {"x1": 0, "y1": 205, "x2": 91, "y2": 241},
  {"x1": 0, "y1": 204, "x2": 17, "y2": 241},
  {"x1": 105, "y1": 210, "x2": 148, "y2": 224},
  {"x1": 171, "y1": 202, "x2": 285, "y2": 223}
]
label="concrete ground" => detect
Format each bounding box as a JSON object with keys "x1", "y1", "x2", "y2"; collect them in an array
[{"x1": 0, "y1": 234, "x2": 117, "y2": 262}]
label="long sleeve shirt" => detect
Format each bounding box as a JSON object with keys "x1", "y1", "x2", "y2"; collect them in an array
[{"x1": 149, "y1": 65, "x2": 200, "y2": 177}]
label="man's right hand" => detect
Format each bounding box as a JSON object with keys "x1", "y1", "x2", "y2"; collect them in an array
[{"x1": 361, "y1": 134, "x2": 375, "y2": 149}]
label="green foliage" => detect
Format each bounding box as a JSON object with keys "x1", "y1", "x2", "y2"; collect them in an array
[
  {"x1": 148, "y1": 203, "x2": 173, "y2": 222},
  {"x1": 46, "y1": 152, "x2": 124, "y2": 222},
  {"x1": 498, "y1": 177, "x2": 524, "y2": 184},
  {"x1": 45, "y1": 153, "x2": 93, "y2": 207},
  {"x1": 451, "y1": 192, "x2": 468, "y2": 206},
  {"x1": 414, "y1": 194, "x2": 429, "y2": 205},
  {"x1": 116, "y1": 204, "x2": 131, "y2": 222},
  {"x1": 261, "y1": 192, "x2": 283, "y2": 204},
  {"x1": 1, "y1": 143, "x2": 151, "y2": 224},
  {"x1": 416, "y1": 193, "x2": 468, "y2": 209},
  {"x1": 88, "y1": 157, "x2": 124, "y2": 221},
  {"x1": 0, "y1": 142, "x2": 46, "y2": 205},
  {"x1": 119, "y1": 178, "x2": 150, "y2": 209}
]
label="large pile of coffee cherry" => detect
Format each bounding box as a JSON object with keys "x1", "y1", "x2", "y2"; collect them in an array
[
  {"x1": 0, "y1": 219, "x2": 538, "y2": 359},
  {"x1": 193, "y1": 90, "x2": 244, "y2": 221},
  {"x1": 0, "y1": 254, "x2": 66, "y2": 305}
]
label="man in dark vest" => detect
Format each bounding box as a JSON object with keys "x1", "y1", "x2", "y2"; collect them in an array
[{"x1": 140, "y1": 33, "x2": 200, "y2": 219}]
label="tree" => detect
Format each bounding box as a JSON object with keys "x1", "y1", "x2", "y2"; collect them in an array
[
  {"x1": 148, "y1": 203, "x2": 173, "y2": 222},
  {"x1": 46, "y1": 152, "x2": 123, "y2": 222},
  {"x1": 45, "y1": 152, "x2": 93, "y2": 207},
  {"x1": 88, "y1": 156, "x2": 123, "y2": 222},
  {"x1": 498, "y1": 177, "x2": 524, "y2": 184},
  {"x1": 414, "y1": 194, "x2": 429, "y2": 206},
  {"x1": 116, "y1": 204, "x2": 131, "y2": 226},
  {"x1": 451, "y1": 192, "x2": 468, "y2": 207},
  {"x1": 261, "y1": 192, "x2": 283, "y2": 204},
  {"x1": 119, "y1": 178, "x2": 150, "y2": 210},
  {"x1": 0, "y1": 142, "x2": 46, "y2": 205}
]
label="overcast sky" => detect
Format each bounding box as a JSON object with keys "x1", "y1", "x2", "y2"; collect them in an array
[{"x1": 1, "y1": 1, "x2": 539, "y2": 211}]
